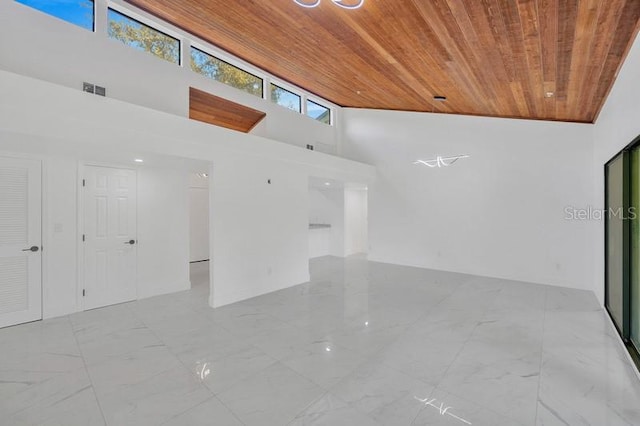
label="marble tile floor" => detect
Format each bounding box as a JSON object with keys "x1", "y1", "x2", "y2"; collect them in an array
[{"x1": 1, "y1": 257, "x2": 640, "y2": 425}]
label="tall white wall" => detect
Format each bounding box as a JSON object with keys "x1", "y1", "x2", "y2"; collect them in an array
[
  {"x1": 343, "y1": 109, "x2": 596, "y2": 291},
  {"x1": 212, "y1": 156, "x2": 310, "y2": 306},
  {"x1": 0, "y1": 0, "x2": 340, "y2": 154},
  {"x1": 44, "y1": 156, "x2": 79, "y2": 319},
  {"x1": 189, "y1": 174, "x2": 210, "y2": 263},
  {"x1": 137, "y1": 166, "x2": 190, "y2": 298},
  {"x1": 593, "y1": 32, "x2": 640, "y2": 304},
  {"x1": 344, "y1": 187, "x2": 368, "y2": 256}
]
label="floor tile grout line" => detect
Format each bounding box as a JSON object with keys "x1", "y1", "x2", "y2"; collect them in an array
[
  {"x1": 129, "y1": 281, "x2": 329, "y2": 425},
  {"x1": 426, "y1": 285, "x2": 547, "y2": 426},
  {"x1": 307, "y1": 279, "x2": 477, "y2": 425},
  {"x1": 368, "y1": 280, "x2": 499, "y2": 384},
  {"x1": 421, "y1": 381, "x2": 530, "y2": 426},
  {"x1": 66, "y1": 315, "x2": 110, "y2": 426},
  {"x1": 72, "y1": 307, "x2": 198, "y2": 421},
  {"x1": 125, "y1": 299, "x2": 249, "y2": 426},
  {"x1": 533, "y1": 286, "x2": 549, "y2": 425},
  {"x1": 234, "y1": 358, "x2": 327, "y2": 424},
  {"x1": 159, "y1": 395, "x2": 245, "y2": 426},
  {"x1": 286, "y1": 274, "x2": 467, "y2": 367},
  {"x1": 417, "y1": 285, "x2": 526, "y2": 422},
  {"x1": 284, "y1": 390, "x2": 330, "y2": 426},
  {"x1": 429, "y1": 291, "x2": 503, "y2": 383},
  {"x1": 409, "y1": 385, "x2": 439, "y2": 425},
  {"x1": 284, "y1": 374, "x2": 384, "y2": 426},
  {"x1": 432, "y1": 284, "x2": 506, "y2": 383}
]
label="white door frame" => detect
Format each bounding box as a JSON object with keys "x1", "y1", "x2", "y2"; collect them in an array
[
  {"x1": 0, "y1": 152, "x2": 43, "y2": 326},
  {"x1": 77, "y1": 161, "x2": 138, "y2": 311}
]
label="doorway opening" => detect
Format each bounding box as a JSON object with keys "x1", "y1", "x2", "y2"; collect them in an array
[
  {"x1": 189, "y1": 170, "x2": 211, "y2": 294},
  {"x1": 307, "y1": 176, "x2": 368, "y2": 260},
  {"x1": 79, "y1": 153, "x2": 211, "y2": 312}
]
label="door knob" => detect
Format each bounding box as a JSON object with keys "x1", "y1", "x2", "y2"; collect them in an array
[
  {"x1": 22, "y1": 246, "x2": 39, "y2": 252},
  {"x1": 124, "y1": 240, "x2": 136, "y2": 245}
]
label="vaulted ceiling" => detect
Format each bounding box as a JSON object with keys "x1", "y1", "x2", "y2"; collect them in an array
[{"x1": 126, "y1": 0, "x2": 640, "y2": 123}]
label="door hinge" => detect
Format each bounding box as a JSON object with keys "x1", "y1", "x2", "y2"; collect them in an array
[
  {"x1": 82, "y1": 179, "x2": 85, "y2": 187},
  {"x1": 82, "y1": 289, "x2": 85, "y2": 297},
  {"x1": 82, "y1": 234, "x2": 85, "y2": 242}
]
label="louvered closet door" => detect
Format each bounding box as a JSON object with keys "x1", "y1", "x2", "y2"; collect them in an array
[{"x1": 0, "y1": 157, "x2": 42, "y2": 328}]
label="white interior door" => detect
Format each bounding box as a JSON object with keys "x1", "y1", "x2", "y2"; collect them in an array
[
  {"x1": 0, "y1": 157, "x2": 42, "y2": 328},
  {"x1": 83, "y1": 166, "x2": 137, "y2": 310}
]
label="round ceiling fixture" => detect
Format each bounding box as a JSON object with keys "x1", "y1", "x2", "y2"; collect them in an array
[{"x1": 294, "y1": 0, "x2": 365, "y2": 10}]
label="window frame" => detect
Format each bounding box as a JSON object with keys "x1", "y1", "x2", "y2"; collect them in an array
[
  {"x1": 17, "y1": 0, "x2": 339, "y2": 122},
  {"x1": 190, "y1": 45, "x2": 264, "y2": 98},
  {"x1": 106, "y1": 5, "x2": 182, "y2": 65},
  {"x1": 15, "y1": 0, "x2": 96, "y2": 32},
  {"x1": 305, "y1": 98, "x2": 333, "y2": 125},
  {"x1": 270, "y1": 82, "x2": 302, "y2": 113}
]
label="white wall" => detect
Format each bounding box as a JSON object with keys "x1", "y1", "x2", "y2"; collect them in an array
[
  {"x1": 189, "y1": 174, "x2": 210, "y2": 262},
  {"x1": 212, "y1": 155, "x2": 310, "y2": 306},
  {"x1": 136, "y1": 166, "x2": 190, "y2": 298},
  {"x1": 308, "y1": 228, "x2": 331, "y2": 258},
  {"x1": 343, "y1": 109, "x2": 596, "y2": 291},
  {"x1": 593, "y1": 32, "x2": 640, "y2": 304},
  {"x1": 44, "y1": 156, "x2": 79, "y2": 319},
  {"x1": 0, "y1": 70, "x2": 374, "y2": 314},
  {"x1": 0, "y1": 0, "x2": 340, "y2": 154},
  {"x1": 344, "y1": 187, "x2": 368, "y2": 256},
  {"x1": 309, "y1": 188, "x2": 333, "y2": 225}
]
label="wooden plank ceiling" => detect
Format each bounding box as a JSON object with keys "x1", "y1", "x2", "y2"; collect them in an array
[
  {"x1": 189, "y1": 87, "x2": 266, "y2": 132},
  {"x1": 127, "y1": 0, "x2": 640, "y2": 123}
]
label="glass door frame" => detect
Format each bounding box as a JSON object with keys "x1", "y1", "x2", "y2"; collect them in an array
[
  {"x1": 604, "y1": 150, "x2": 630, "y2": 337},
  {"x1": 605, "y1": 134, "x2": 640, "y2": 370}
]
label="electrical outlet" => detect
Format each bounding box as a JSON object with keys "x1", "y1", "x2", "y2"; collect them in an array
[{"x1": 83, "y1": 82, "x2": 95, "y2": 94}]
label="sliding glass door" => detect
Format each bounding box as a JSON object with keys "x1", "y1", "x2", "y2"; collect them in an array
[
  {"x1": 630, "y1": 147, "x2": 640, "y2": 356},
  {"x1": 605, "y1": 152, "x2": 628, "y2": 335},
  {"x1": 606, "y1": 137, "x2": 640, "y2": 368}
]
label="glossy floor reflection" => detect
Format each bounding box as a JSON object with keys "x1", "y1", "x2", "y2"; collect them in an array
[{"x1": 1, "y1": 257, "x2": 640, "y2": 425}]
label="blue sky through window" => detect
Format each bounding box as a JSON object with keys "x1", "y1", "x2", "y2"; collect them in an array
[
  {"x1": 271, "y1": 84, "x2": 301, "y2": 112},
  {"x1": 16, "y1": 0, "x2": 94, "y2": 31},
  {"x1": 307, "y1": 100, "x2": 330, "y2": 123}
]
